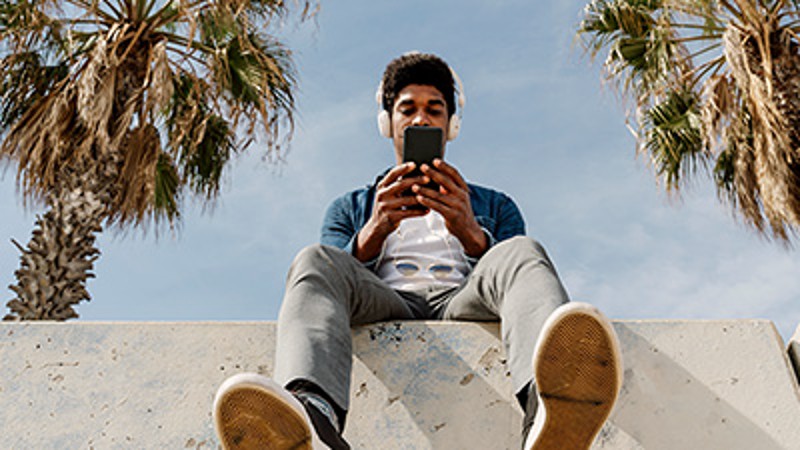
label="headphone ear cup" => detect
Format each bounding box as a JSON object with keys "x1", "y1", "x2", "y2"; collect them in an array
[
  {"x1": 447, "y1": 114, "x2": 461, "y2": 141},
  {"x1": 377, "y1": 110, "x2": 392, "y2": 138}
]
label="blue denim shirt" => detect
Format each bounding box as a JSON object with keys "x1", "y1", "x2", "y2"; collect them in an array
[{"x1": 320, "y1": 169, "x2": 526, "y2": 269}]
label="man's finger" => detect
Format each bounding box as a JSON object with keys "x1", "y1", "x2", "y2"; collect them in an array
[
  {"x1": 377, "y1": 175, "x2": 422, "y2": 201},
  {"x1": 420, "y1": 163, "x2": 461, "y2": 194},
  {"x1": 379, "y1": 162, "x2": 417, "y2": 188},
  {"x1": 384, "y1": 176, "x2": 427, "y2": 197},
  {"x1": 387, "y1": 208, "x2": 428, "y2": 223},
  {"x1": 432, "y1": 159, "x2": 468, "y2": 190},
  {"x1": 381, "y1": 194, "x2": 424, "y2": 210},
  {"x1": 416, "y1": 194, "x2": 454, "y2": 217},
  {"x1": 413, "y1": 184, "x2": 457, "y2": 208}
]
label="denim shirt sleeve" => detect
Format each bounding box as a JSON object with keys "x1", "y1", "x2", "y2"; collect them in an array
[
  {"x1": 466, "y1": 187, "x2": 526, "y2": 267},
  {"x1": 490, "y1": 192, "x2": 526, "y2": 242},
  {"x1": 321, "y1": 195, "x2": 357, "y2": 251},
  {"x1": 320, "y1": 188, "x2": 379, "y2": 269}
]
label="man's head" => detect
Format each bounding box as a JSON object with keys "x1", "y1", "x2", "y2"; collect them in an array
[
  {"x1": 378, "y1": 52, "x2": 462, "y2": 163},
  {"x1": 380, "y1": 53, "x2": 457, "y2": 120}
]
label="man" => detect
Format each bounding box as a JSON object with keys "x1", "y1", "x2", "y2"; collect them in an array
[{"x1": 213, "y1": 52, "x2": 623, "y2": 450}]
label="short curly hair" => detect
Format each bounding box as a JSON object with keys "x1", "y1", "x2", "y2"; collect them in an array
[{"x1": 380, "y1": 52, "x2": 456, "y2": 117}]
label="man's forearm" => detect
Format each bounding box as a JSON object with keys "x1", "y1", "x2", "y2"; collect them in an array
[
  {"x1": 460, "y1": 223, "x2": 489, "y2": 258},
  {"x1": 353, "y1": 221, "x2": 386, "y2": 263}
]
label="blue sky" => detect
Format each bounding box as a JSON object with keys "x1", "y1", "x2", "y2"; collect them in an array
[{"x1": 1, "y1": 1, "x2": 799, "y2": 341}]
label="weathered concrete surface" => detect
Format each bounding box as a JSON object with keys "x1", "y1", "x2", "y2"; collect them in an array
[{"x1": 1, "y1": 320, "x2": 799, "y2": 449}]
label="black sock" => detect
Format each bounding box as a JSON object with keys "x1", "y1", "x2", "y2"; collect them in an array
[
  {"x1": 516, "y1": 382, "x2": 529, "y2": 411},
  {"x1": 286, "y1": 379, "x2": 347, "y2": 431}
]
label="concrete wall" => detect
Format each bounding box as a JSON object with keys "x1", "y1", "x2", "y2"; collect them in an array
[{"x1": 2, "y1": 320, "x2": 799, "y2": 449}]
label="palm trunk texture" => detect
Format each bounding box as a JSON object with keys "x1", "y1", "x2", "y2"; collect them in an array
[{"x1": 4, "y1": 165, "x2": 111, "y2": 321}]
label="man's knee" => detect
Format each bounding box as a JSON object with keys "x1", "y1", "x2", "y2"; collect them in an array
[
  {"x1": 285, "y1": 244, "x2": 346, "y2": 296},
  {"x1": 292, "y1": 243, "x2": 331, "y2": 264},
  {"x1": 290, "y1": 244, "x2": 351, "y2": 274},
  {"x1": 283, "y1": 244, "x2": 352, "y2": 316},
  {"x1": 489, "y1": 236, "x2": 548, "y2": 260}
]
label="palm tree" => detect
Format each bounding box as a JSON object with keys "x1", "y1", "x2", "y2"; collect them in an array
[
  {"x1": 578, "y1": 0, "x2": 800, "y2": 243},
  {"x1": 1, "y1": 0, "x2": 316, "y2": 320}
]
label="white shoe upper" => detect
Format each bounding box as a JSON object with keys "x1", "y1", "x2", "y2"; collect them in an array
[{"x1": 522, "y1": 394, "x2": 548, "y2": 449}]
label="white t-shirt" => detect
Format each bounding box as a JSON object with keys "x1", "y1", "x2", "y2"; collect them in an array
[{"x1": 375, "y1": 211, "x2": 469, "y2": 291}]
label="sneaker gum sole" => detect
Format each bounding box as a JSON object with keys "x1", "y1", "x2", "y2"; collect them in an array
[
  {"x1": 217, "y1": 385, "x2": 313, "y2": 450},
  {"x1": 533, "y1": 312, "x2": 619, "y2": 450}
]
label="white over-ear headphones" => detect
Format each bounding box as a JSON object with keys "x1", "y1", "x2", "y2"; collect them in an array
[{"x1": 376, "y1": 61, "x2": 466, "y2": 141}]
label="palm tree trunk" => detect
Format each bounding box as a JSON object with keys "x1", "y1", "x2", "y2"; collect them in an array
[{"x1": 4, "y1": 163, "x2": 113, "y2": 321}]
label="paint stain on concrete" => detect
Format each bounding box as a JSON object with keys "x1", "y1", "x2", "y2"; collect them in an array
[
  {"x1": 184, "y1": 438, "x2": 210, "y2": 448},
  {"x1": 355, "y1": 382, "x2": 368, "y2": 397},
  {"x1": 368, "y1": 322, "x2": 407, "y2": 346},
  {"x1": 41, "y1": 361, "x2": 79, "y2": 368},
  {"x1": 478, "y1": 346, "x2": 505, "y2": 374}
]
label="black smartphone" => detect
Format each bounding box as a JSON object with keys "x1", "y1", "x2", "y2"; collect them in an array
[{"x1": 402, "y1": 126, "x2": 443, "y2": 195}]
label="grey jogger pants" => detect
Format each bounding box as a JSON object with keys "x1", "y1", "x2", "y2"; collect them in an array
[{"x1": 274, "y1": 236, "x2": 569, "y2": 411}]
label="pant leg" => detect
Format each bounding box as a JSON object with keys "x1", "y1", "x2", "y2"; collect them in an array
[
  {"x1": 438, "y1": 236, "x2": 569, "y2": 396},
  {"x1": 274, "y1": 244, "x2": 429, "y2": 411}
]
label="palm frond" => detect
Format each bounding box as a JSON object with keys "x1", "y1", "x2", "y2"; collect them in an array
[
  {"x1": 165, "y1": 71, "x2": 236, "y2": 199},
  {"x1": 1, "y1": 0, "x2": 315, "y2": 231},
  {"x1": 153, "y1": 150, "x2": 180, "y2": 224},
  {"x1": 112, "y1": 123, "x2": 161, "y2": 225},
  {"x1": 581, "y1": 0, "x2": 697, "y2": 108},
  {"x1": 643, "y1": 87, "x2": 706, "y2": 189},
  {"x1": 713, "y1": 142, "x2": 737, "y2": 194},
  {"x1": 724, "y1": 25, "x2": 800, "y2": 230},
  {"x1": 579, "y1": 0, "x2": 800, "y2": 242},
  {"x1": 181, "y1": 113, "x2": 237, "y2": 198},
  {"x1": 580, "y1": 0, "x2": 661, "y2": 58},
  {"x1": 0, "y1": 52, "x2": 68, "y2": 129},
  {"x1": 700, "y1": 73, "x2": 736, "y2": 151}
]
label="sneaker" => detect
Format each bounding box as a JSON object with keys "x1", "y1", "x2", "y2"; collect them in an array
[
  {"x1": 522, "y1": 302, "x2": 623, "y2": 450},
  {"x1": 213, "y1": 373, "x2": 326, "y2": 449}
]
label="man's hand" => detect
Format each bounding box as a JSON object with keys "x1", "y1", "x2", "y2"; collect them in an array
[
  {"x1": 353, "y1": 163, "x2": 429, "y2": 262},
  {"x1": 415, "y1": 159, "x2": 488, "y2": 257}
]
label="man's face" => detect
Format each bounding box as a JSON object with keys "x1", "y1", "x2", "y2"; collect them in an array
[{"x1": 390, "y1": 84, "x2": 450, "y2": 165}]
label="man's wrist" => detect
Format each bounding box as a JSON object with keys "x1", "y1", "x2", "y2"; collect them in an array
[
  {"x1": 462, "y1": 224, "x2": 489, "y2": 258},
  {"x1": 353, "y1": 231, "x2": 374, "y2": 262},
  {"x1": 354, "y1": 220, "x2": 386, "y2": 262}
]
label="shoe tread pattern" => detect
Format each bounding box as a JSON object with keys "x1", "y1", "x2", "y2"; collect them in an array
[
  {"x1": 532, "y1": 313, "x2": 619, "y2": 450},
  {"x1": 217, "y1": 386, "x2": 313, "y2": 450}
]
